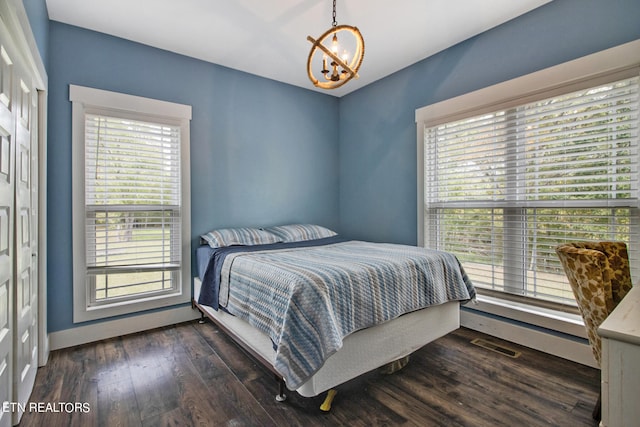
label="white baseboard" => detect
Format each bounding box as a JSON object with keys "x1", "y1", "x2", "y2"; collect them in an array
[
  {"x1": 49, "y1": 305, "x2": 201, "y2": 351},
  {"x1": 461, "y1": 309, "x2": 598, "y2": 369}
]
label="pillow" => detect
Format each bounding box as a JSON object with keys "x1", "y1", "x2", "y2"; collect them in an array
[
  {"x1": 201, "y1": 227, "x2": 282, "y2": 248},
  {"x1": 265, "y1": 224, "x2": 337, "y2": 243}
]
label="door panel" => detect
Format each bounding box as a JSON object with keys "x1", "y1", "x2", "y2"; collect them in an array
[
  {"x1": 0, "y1": 28, "x2": 13, "y2": 427},
  {"x1": 13, "y1": 71, "x2": 37, "y2": 424},
  {"x1": 0, "y1": 9, "x2": 42, "y2": 426}
]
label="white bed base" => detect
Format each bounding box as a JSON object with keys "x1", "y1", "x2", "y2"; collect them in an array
[{"x1": 193, "y1": 278, "x2": 460, "y2": 398}]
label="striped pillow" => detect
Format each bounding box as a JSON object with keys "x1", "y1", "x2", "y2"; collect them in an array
[
  {"x1": 265, "y1": 224, "x2": 337, "y2": 243},
  {"x1": 201, "y1": 227, "x2": 282, "y2": 248}
]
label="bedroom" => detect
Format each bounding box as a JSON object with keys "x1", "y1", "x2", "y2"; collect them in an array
[{"x1": 1, "y1": 0, "x2": 639, "y2": 425}]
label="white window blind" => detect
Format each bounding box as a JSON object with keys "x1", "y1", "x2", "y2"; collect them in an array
[
  {"x1": 84, "y1": 114, "x2": 182, "y2": 305},
  {"x1": 424, "y1": 76, "x2": 639, "y2": 306}
]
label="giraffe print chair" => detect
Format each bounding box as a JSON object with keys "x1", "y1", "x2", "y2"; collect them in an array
[{"x1": 555, "y1": 241, "x2": 633, "y2": 420}]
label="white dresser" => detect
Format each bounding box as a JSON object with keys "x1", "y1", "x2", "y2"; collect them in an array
[{"x1": 598, "y1": 285, "x2": 640, "y2": 427}]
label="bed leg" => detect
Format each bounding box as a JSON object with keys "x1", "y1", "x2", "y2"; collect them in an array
[
  {"x1": 275, "y1": 378, "x2": 287, "y2": 402},
  {"x1": 198, "y1": 311, "x2": 206, "y2": 324},
  {"x1": 320, "y1": 389, "x2": 337, "y2": 412}
]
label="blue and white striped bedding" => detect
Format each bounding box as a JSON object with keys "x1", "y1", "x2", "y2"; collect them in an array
[{"x1": 215, "y1": 240, "x2": 475, "y2": 390}]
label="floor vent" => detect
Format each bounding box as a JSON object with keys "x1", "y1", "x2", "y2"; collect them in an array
[{"x1": 471, "y1": 338, "x2": 521, "y2": 358}]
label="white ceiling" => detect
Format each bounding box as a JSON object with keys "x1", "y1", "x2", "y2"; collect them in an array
[{"x1": 45, "y1": 0, "x2": 552, "y2": 97}]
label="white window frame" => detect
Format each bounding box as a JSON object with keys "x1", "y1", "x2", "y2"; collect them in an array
[
  {"x1": 70, "y1": 85, "x2": 192, "y2": 323},
  {"x1": 416, "y1": 39, "x2": 640, "y2": 335}
]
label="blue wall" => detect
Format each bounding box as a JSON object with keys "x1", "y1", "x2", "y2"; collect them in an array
[
  {"x1": 31, "y1": 0, "x2": 640, "y2": 334},
  {"x1": 22, "y1": 0, "x2": 49, "y2": 67},
  {"x1": 46, "y1": 23, "x2": 340, "y2": 332},
  {"x1": 338, "y1": 0, "x2": 640, "y2": 245}
]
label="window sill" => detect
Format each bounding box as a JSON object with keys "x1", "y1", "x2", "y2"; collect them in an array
[
  {"x1": 74, "y1": 290, "x2": 191, "y2": 323},
  {"x1": 464, "y1": 294, "x2": 587, "y2": 339}
]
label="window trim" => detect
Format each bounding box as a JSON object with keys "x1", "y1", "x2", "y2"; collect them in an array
[
  {"x1": 70, "y1": 85, "x2": 192, "y2": 323},
  {"x1": 416, "y1": 39, "x2": 640, "y2": 335}
]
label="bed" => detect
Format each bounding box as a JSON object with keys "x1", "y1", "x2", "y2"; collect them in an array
[{"x1": 192, "y1": 224, "x2": 475, "y2": 400}]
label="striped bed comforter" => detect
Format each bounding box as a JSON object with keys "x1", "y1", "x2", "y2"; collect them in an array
[{"x1": 217, "y1": 240, "x2": 475, "y2": 390}]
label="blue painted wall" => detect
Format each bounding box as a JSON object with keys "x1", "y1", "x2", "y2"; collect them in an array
[
  {"x1": 338, "y1": 0, "x2": 640, "y2": 245},
  {"x1": 46, "y1": 22, "x2": 339, "y2": 332},
  {"x1": 22, "y1": 0, "x2": 49, "y2": 67},
  {"x1": 28, "y1": 0, "x2": 640, "y2": 334}
]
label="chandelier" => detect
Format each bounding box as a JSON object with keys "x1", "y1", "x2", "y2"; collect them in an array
[{"x1": 306, "y1": 0, "x2": 365, "y2": 90}]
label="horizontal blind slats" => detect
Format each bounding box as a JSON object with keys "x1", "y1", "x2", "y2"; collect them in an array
[
  {"x1": 85, "y1": 113, "x2": 182, "y2": 272},
  {"x1": 424, "y1": 76, "x2": 640, "y2": 306}
]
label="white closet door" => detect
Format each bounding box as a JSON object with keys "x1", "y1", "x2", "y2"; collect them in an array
[
  {"x1": 13, "y1": 64, "x2": 37, "y2": 425},
  {"x1": 0, "y1": 21, "x2": 15, "y2": 427},
  {"x1": 0, "y1": 12, "x2": 39, "y2": 425}
]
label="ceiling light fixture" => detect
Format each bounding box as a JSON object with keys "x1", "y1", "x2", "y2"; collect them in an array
[{"x1": 306, "y1": 0, "x2": 365, "y2": 90}]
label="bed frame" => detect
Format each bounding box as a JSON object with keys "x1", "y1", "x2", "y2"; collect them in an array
[{"x1": 192, "y1": 278, "x2": 460, "y2": 401}]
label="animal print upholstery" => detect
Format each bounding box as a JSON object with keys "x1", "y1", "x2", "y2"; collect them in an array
[{"x1": 555, "y1": 241, "x2": 633, "y2": 366}]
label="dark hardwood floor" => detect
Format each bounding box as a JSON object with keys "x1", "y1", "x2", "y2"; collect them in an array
[{"x1": 19, "y1": 320, "x2": 600, "y2": 426}]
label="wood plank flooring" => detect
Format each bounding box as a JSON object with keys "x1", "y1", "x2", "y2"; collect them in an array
[{"x1": 19, "y1": 321, "x2": 600, "y2": 426}]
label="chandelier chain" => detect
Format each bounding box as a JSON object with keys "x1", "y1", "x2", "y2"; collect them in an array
[{"x1": 332, "y1": 0, "x2": 337, "y2": 27}]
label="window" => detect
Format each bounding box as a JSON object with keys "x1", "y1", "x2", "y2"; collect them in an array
[
  {"x1": 71, "y1": 85, "x2": 191, "y2": 322},
  {"x1": 416, "y1": 41, "x2": 640, "y2": 309}
]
